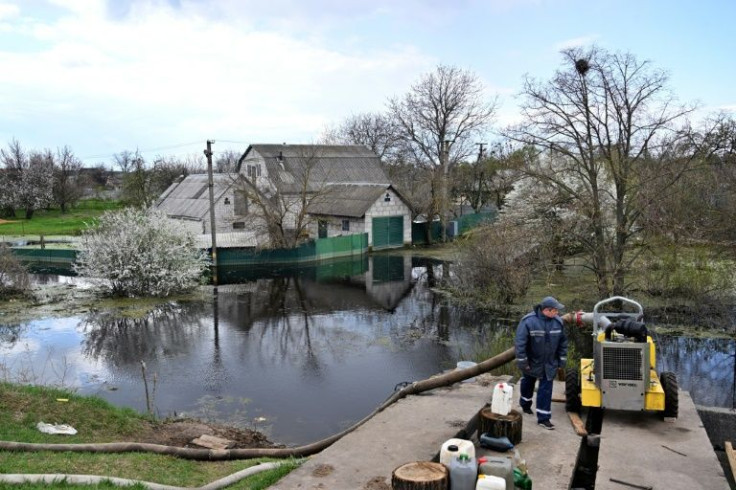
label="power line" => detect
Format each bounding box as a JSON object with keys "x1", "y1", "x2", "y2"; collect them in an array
[{"x1": 79, "y1": 140, "x2": 217, "y2": 161}]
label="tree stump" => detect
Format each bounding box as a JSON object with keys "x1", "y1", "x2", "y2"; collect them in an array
[
  {"x1": 478, "y1": 407, "x2": 522, "y2": 445},
  {"x1": 391, "y1": 461, "x2": 449, "y2": 490}
]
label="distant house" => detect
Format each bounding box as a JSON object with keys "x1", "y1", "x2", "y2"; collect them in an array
[{"x1": 156, "y1": 144, "x2": 412, "y2": 249}]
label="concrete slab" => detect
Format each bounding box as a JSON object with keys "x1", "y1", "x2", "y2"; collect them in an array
[
  {"x1": 268, "y1": 377, "x2": 504, "y2": 490},
  {"x1": 477, "y1": 380, "x2": 581, "y2": 489},
  {"x1": 595, "y1": 391, "x2": 729, "y2": 490}
]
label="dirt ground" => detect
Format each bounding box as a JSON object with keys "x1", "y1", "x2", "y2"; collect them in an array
[{"x1": 137, "y1": 419, "x2": 279, "y2": 449}]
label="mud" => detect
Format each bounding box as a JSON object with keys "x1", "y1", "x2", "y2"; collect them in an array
[{"x1": 138, "y1": 418, "x2": 279, "y2": 449}]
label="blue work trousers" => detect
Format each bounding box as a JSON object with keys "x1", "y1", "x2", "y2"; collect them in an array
[{"x1": 519, "y1": 373, "x2": 553, "y2": 422}]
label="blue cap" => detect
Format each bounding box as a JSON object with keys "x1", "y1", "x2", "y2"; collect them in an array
[{"x1": 540, "y1": 296, "x2": 564, "y2": 310}]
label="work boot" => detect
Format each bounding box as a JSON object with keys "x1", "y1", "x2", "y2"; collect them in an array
[
  {"x1": 522, "y1": 407, "x2": 533, "y2": 415},
  {"x1": 538, "y1": 420, "x2": 555, "y2": 430}
]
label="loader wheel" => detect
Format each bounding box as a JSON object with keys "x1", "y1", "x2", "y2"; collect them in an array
[
  {"x1": 565, "y1": 368, "x2": 581, "y2": 413},
  {"x1": 660, "y1": 371, "x2": 678, "y2": 419}
]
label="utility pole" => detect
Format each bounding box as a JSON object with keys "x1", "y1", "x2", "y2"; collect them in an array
[
  {"x1": 440, "y1": 139, "x2": 451, "y2": 242},
  {"x1": 205, "y1": 140, "x2": 218, "y2": 285}
]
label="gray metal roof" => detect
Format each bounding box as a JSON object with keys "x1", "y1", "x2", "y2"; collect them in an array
[
  {"x1": 307, "y1": 184, "x2": 389, "y2": 218},
  {"x1": 242, "y1": 144, "x2": 389, "y2": 193},
  {"x1": 156, "y1": 173, "x2": 235, "y2": 219}
]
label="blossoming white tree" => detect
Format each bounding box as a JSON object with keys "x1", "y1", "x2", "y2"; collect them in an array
[{"x1": 74, "y1": 207, "x2": 210, "y2": 297}]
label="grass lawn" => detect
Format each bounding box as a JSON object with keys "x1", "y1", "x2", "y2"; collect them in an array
[
  {"x1": 0, "y1": 199, "x2": 123, "y2": 237},
  {"x1": 0, "y1": 383, "x2": 299, "y2": 489}
]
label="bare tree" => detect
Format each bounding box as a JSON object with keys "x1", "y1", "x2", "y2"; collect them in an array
[
  {"x1": 120, "y1": 151, "x2": 155, "y2": 208},
  {"x1": 389, "y1": 65, "x2": 497, "y2": 241},
  {"x1": 215, "y1": 150, "x2": 241, "y2": 173},
  {"x1": 322, "y1": 112, "x2": 404, "y2": 163},
  {"x1": 505, "y1": 46, "x2": 696, "y2": 297},
  {"x1": 113, "y1": 150, "x2": 136, "y2": 173},
  {"x1": 53, "y1": 146, "x2": 84, "y2": 213}
]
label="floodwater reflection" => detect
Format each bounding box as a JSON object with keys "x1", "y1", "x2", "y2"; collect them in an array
[{"x1": 1, "y1": 254, "x2": 734, "y2": 446}]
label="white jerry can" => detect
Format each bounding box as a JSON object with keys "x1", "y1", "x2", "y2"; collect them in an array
[{"x1": 491, "y1": 382, "x2": 514, "y2": 416}]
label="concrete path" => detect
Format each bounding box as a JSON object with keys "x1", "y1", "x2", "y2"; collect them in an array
[
  {"x1": 268, "y1": 375, "x2": 505, "y2": 490},
  {"x1": 267, "y1": 376, "x2": 728, "y2": 489},
  {"x1": 595, "y1": 391, "x2": 729, "y2": 490}
]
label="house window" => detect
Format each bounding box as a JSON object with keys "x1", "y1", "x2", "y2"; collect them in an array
[
  {"x1": 224, "y1": 197, "x2": 231, "y2": 205},
  {"x1": 384, "y1": 191, "x2": 391, "y2": 202},
  {"x1": 247, "y1": 164, "x2": 262, "y2": 179},
  {"x1": 232, "y1": 222, "x2": 245, "y2": 230},
  {"x1": 342, "y1": 219, "x2": 350, "y2": 231}
]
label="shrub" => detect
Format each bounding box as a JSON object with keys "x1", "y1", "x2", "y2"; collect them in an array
[
  {"x1": 0, "y1": 244, "x2": 30, "y2": 298},
  {"x1": 452, "y1": 222, "x2": 535, "y2": 305},
  {"x1": 74, "y1": 207, "x2": 210, "y2": 297}
]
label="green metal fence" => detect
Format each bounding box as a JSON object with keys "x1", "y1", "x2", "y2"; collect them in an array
[
  {"x1": 216, "y1": 233, "x2": 369, "y2": 266},
  {"x1": 10, "y1": 233, "x2": 369, "y2": 269},
  {"x1": 411, "y1": 212, "x2": 496, "y2": 245},
  {"x1": 10, "y1": 248, "x2": 78, "y2": 264}
]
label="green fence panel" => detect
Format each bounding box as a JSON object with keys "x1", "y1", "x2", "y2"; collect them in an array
[
  {"x1": 217, "y1": 233, "x2": 367, "y2": 266},
  {"x1": 11, "y1": 234, "x2": 368, "y2": 269},
  {"x1": 411, "y1": 221, "x2": 443, "y2": 245},
  {"x1": 11, "y1": 248, "x2": 78, "y2": 264},
  {"x1": 457, "y1": 212, "x2": 497, "y2": 235}
]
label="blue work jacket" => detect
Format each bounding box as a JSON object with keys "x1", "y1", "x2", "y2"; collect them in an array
[{"x1": 514, "y1": 306, "x2": 568, "y2": 380}]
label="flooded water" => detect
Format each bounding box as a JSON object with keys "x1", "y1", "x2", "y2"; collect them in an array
[{"x1": 1, "y1": 255, "x2": 734, "y2": 445}]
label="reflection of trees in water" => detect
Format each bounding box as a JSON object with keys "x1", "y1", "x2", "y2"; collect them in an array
[
  {"x1": 657, "y1": 335, "x2": 735, "y2": 408},
  {"x1": 0, "y1": 323, "x2": 26, "y2": 345},
  {"x1": 81, "y1": 302, "x2": 210, "y2": 368}
]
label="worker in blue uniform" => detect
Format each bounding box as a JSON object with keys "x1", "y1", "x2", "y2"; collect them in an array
[{"x1": 514, "y1": 296, "x2": 568, "y2": 430}]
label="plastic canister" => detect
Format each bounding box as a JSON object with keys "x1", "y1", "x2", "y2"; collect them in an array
[
  {"x1": 449, "y1": 453, "x2": 477, "y2": 490},
  {"x1": 475, "y1": 474, "x2": 506, "y2": 490},
  {"x1": 478, "y1": 456, "x2": 513, "y2": 490},
  {"x1": 491, "y1": 382, "x2": 513, "y2": 415},
  {"x1": 440, "y1": 438, "x2": 475, "y2": 466}
]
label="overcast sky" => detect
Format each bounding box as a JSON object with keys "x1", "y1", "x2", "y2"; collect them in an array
[{"x1": 1, "y1": 0, "x2": 734, "y2": 166}]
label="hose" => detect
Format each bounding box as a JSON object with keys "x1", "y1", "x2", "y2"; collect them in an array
[
  {"x1": 0, "y1": 347, "x2": 517, "y2": 461},
  {"x1": 0, "y1": 461, "x2": 283, "y2": 489}
]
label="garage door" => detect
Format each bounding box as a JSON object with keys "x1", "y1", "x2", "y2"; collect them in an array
[{"x1": 372, "y1": 216, "x2": 403, "y2": 249}]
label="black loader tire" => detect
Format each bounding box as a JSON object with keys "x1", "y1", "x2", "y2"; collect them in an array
[
  {"x1": 660, "y1": 371, "x2": 678, "y2": 419},
  {"x1": 565, "y1": 368, "x2": 582, "y2": 413}
]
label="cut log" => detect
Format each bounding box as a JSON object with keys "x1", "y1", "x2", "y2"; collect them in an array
[
  {"x1": 567, "y1": 411, "x2": 588, "y2": 437},
  {"x1": 478, "y1": 408, "x2": 522, "y2": 445},
  {"x1": 391, "y1": 461, "x2": 448, "y2": 490}
]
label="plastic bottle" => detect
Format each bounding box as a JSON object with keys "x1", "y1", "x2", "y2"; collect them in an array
[
  {"x1": 449, "y1": 453, "x2": 477, "y2": 490},
  {"x1": 491, "y1": 382, "x2": 514, "y2": 415},
  {"x1": 440, "y1": 438, "x2": 476, "y2": 466},
  {"x1": 513, "y1": 466, "x2": 533, "y2": 490},
  {"x1": 475, "y1": 474, "x2": 506, "y2": 490},
  {"x1": 477, "y1": 456, "x2": 513, "y2": 490}
]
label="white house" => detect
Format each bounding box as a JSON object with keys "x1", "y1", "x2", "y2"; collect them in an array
[{"x1": 156, "y1": 144, "x2": 412, "y2": 249}]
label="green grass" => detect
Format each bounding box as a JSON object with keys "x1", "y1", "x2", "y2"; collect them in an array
[
  {"x1": 0, "y1": 199, "x2": 123, "y2": 237},
  {"x1": 0, "y1": 383, "x2": 299, "y2": 489}
]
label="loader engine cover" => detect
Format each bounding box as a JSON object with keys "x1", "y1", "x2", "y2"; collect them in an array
[{"x1": 594, "y1": 341, "x2": 650, "y2": 410}]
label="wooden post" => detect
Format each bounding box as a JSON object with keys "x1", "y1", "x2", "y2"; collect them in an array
[
  {"x1": 392, "y1": 462, "x2": 448, "y2": 490},
  {"x1": 725, "y1": 441, "x2": 736, "y2": 484}
]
